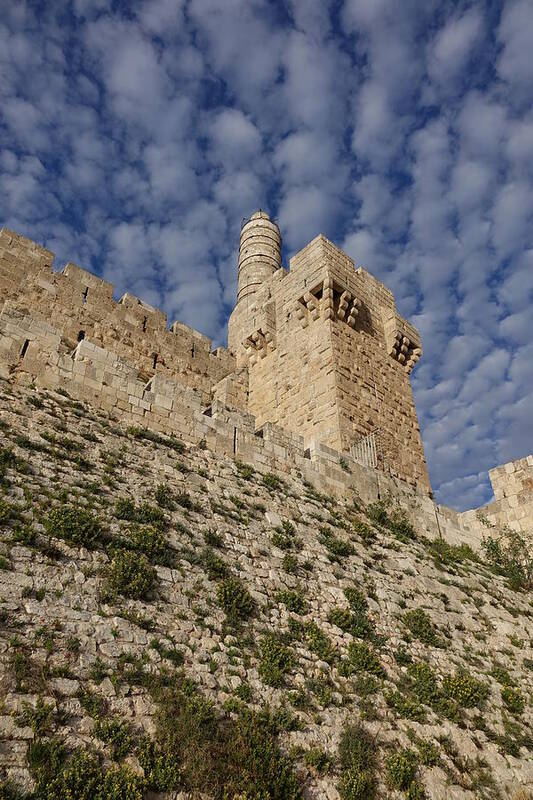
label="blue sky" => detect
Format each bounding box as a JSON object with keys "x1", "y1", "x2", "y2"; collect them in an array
[{"x1": 1, "y1": 0, "x2": 532, "y2": 511}]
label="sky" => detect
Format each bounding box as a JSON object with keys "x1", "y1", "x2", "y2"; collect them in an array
[{"x1": 1, "y1": 0, "x2": 532, "y2": 511}]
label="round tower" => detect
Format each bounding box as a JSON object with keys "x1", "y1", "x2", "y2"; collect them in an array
[{"x1": 237, "y1": 211, "x2": 281, "y2": 304}]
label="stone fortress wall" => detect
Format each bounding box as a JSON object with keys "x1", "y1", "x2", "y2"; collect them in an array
[{"x1": 0, "y1": 220, "x2": 532, "y2": 548}]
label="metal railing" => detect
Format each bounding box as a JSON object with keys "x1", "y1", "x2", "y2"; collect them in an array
[{"x1": 352, "y1": 429, "x2": 382, "y2": 469}]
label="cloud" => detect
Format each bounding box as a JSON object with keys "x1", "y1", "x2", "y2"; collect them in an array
[{"x1": 428, "y1": 8, "x2": 483, "y2": 87}]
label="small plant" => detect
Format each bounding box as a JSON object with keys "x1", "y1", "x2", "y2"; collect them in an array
[
  {"x1": 216, "y1": 576, "x2": 254, "y2": 622},
  {"x1": 102, "y1": 550, "x2": 156, "y2": 600},
  {"x1": 304, "y1": 747, "x2": 332, "y2": 775},
  {"x1": 235, "y1": 460, "x2": 255, "y2": 480},
  {"x1": 202, "y1": 546, "x2": 229, "y2": 579},
  {"x1": 481, "y1": 523, "x2": 533, "y2": 590},
  {"x1": 94, "y1": 717, "x2": 133, "y2": 759},
  {"x1": 347, "y1": 642, "x2": 384, "y2": 677},
  {"x1": 262, "y1": 472, "x2": 285, "y2": 491},
  {"x1": 282, "y1": 553, "x2": 298, "y2": 574},
  {"x1": 441, "y1": 668, "x2": 490, "y2": 709},
  {"x1": 501, "y1": 686, "x2": 525, "y2": 715},
  {"x1": 318, "y1": 526, "x2": 354, "y2": 562},
  {"x1": 44, "y1": 505, "x2": 102, "y2": 547},
  {"x1": 127, "y1": 425, "x2": 185, "y2": 453},
  {"x1": 276, "y1": 588, "x2": 307, "y2": 614},
  {"x1": 404, "y1": 608, "x2": 441, "y2": 647},
  {"x1": 155, "y1": 483, "x2": 175, "y2": 510},
  {"x1": 337, "y1": 722, "x2": 377, "y2": 800},
  {"x1": 258, "y1": 633, "x2": 293, "y2": 687},
  {"x1": 386, "y1": 748, "x2": 418, "y2": 790}
]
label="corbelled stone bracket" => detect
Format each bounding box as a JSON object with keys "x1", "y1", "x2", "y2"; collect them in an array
[
  {"x1": 389, "y1": 333, "x2": 421, "y2": 373},
  {"x1": 296, "y1": 278, "x2": 361, "y2": 329},
  {"x1": 244, "y1": 328, "x2": 275, "y2": 365}
]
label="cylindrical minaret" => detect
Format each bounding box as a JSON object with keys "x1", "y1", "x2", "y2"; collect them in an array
[{"x1": 237, "y1": 211, "x2": 281, "y2": 304}]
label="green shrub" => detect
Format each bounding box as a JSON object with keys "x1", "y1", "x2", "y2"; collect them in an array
[
  {"x1": 276, "y1": 588, "x2": 307, "y2": 614},
  {"x1": 216, "y1": 576, "x2": 254, "y2": 622},
  {"x1": 202, "y1": 546, "x2": 229, "y2": 579},
  {"x1": 258, "y1": 633, "x2": 293, "y2": 687},
  {"x1": 416, "y1": 739, "x2": 440, "y2": 766},
  {"x1": 337, "y1": 722, "x2": 377, "y2": 800},
  {"x1": 235, "y1": 461, "x2": 255, "y2": 480},
  {"x1": 94, "y1": 717, "x2": 133, "y2": 759},
  {"x1": 28, "y1": 740, "x2": 146, "y2": 800},
  {"x1": 282, "y1": 553, "x2": 298, "y2": 574},
  {"x1": 343, "y1": 586, "x2": 368, "y2": 614},
  {"x1": 386, "y1": 748, "x2": 418, "y2": 790},
  {"x1": 103, "y1": 550, "x2": 155, "y2": 600},
  {"x1": 304, "y1": 747, "x2": 332, "y2": 775},
  {"x1": 428, "y1": 539, "x2": 478, "y2": 567},
  {"x1": 441, "y1": 669, "x2": 490, "y2": 709},
  {"x1": 127, "y1": 426, "x2": 185, "y2": 453},
  {"x1": 385, "y1": 691, "x2": 426, "y2": 722},
  {"x1": 481, "y1": 524, "x2": 533, "y2": 590},
  {"x1": 404, "y1": 608, "x2": 441, "y2": 647},
  {"x1": 127, "y1": 525, "x2": 168, "y2": 563},
  {"x1": 328, "y1": 605, "x2": 373, "y2": 640},
  {"x1": 0, "y1": 446, "x2": 18, "y2": 483},
  {"x1": 348, "y1": 642, "x2": 384, "y2": 676},
  {"x1": 151, "y1": 687, "x2": 302, "y2": 798},
  {"x1": 155, "y1": 483, "x2": 175, "y2": 510},
  {"x1": 18, "y1": 698, "x2": 55, "y2": 734},
  {"x1": 262, "y1": 472, "x2": 285, "y2": 491},
  {"x1": 44, "y1": 505, "x2": 102, "y2": 547},
  {"x1": 115, "y1": 498, "x2": 166, "y2": 527},
  {"x1": 408, "y1": 661, "x2": 439, "y2": 705},
  {"x1": 366, "y1": 502, "x2": 416, "y2": 541},
  {"x1": 501, "y1": 686, "x2": 524, "y2": 715},
  {"x1": 300, "y1": 621, "x2": 335, "y2": 663},
  {"x1": 352, "y1": 519, "x2": 377, "y2": 544},
  {"x1": 318, "y1": 527, "x2": 354, "y2": 561}
]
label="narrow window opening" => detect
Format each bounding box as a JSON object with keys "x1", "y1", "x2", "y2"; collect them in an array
[
  {"x1": 20, "y1": 339, "x2": 30, "y2": 359},
  {"x1": 142, "y1": 316, "x2": 147, "y2": 332},
  {"x1": 77, "y1": 330, "x2": 85, "y2": 342},
  {"x1": 82, "y1": 286, "x2": 89, "y2": 305},
  {"x1": 153, "y1": 353, "x2": 158, "y2": 369},
  {"x1": 191, "y1": 344, "x2": 195, "y2": 359},
  {"x1": 233, "y1": 426, "x2": 237, "y2": 455}
]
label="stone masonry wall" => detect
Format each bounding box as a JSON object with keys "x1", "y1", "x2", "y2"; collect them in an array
[
  {"x1": 0, "y1": 303, "x2": 494, "y2": 552},
  {"x1": 1, "y1": 379, "x2": 533, "y2": 799},
  {"x1": 459, "y1": 456, "x2": 533, "y2": 538},
  {"x1": 0, "y1": 228, "x2": 235, "y2": 405}
]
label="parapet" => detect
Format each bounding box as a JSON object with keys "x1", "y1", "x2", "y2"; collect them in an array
[{"x1": 0, "y1": 227, "x2": 236, "y2": 405}]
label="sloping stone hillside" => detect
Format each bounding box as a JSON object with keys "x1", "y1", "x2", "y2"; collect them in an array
[{"x1": 0, "y1": 381, "x2": 532, "y2": 800}]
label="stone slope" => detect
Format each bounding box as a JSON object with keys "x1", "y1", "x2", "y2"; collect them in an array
[{"x1": 0, "y1": 380, "x2": 532, "y2": 800}]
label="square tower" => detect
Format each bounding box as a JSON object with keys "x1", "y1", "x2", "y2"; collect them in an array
[{"x1": 228, "y1": 225, "x2": 430, "y2": 492}]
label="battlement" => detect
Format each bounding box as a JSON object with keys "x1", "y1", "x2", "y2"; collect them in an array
[{"x1": 0, "y1": 227, "x2": 236, "y2": 405}]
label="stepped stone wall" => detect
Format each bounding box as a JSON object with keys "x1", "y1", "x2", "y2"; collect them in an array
[
  {"x1": 0, "y1": 380, "x2": 533, "y2": 799},
  {"x1": 1, "y1": 223, "x2": 531, "y2": 542},
  {"x1": 0, "y1": 228, "x2": 235, "y2": 406}
]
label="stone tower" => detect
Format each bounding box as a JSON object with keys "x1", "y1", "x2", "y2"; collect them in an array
[
  {"x1": 227, "y1": 212, "x2": 430, "y2": 491},
  {"x1": 228, "y1": 211, "x2": 282, "y2": 357}
]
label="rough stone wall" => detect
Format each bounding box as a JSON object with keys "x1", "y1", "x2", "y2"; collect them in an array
[
  {"x1": 1, "y1": 381, "x2": 533, "y2": 799},
  {"x1": 0, "y1": 228, "x2": 235, "y2": 405},
  {"x1": 0, "y1": 302, "x2": 497, "y2": 553},
  {"x1": 459, "y1": 456, "x2": 533, "y2": 537},
  {"x1": 228, "y1": 235, "x2": 429, "y2": 491}
]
